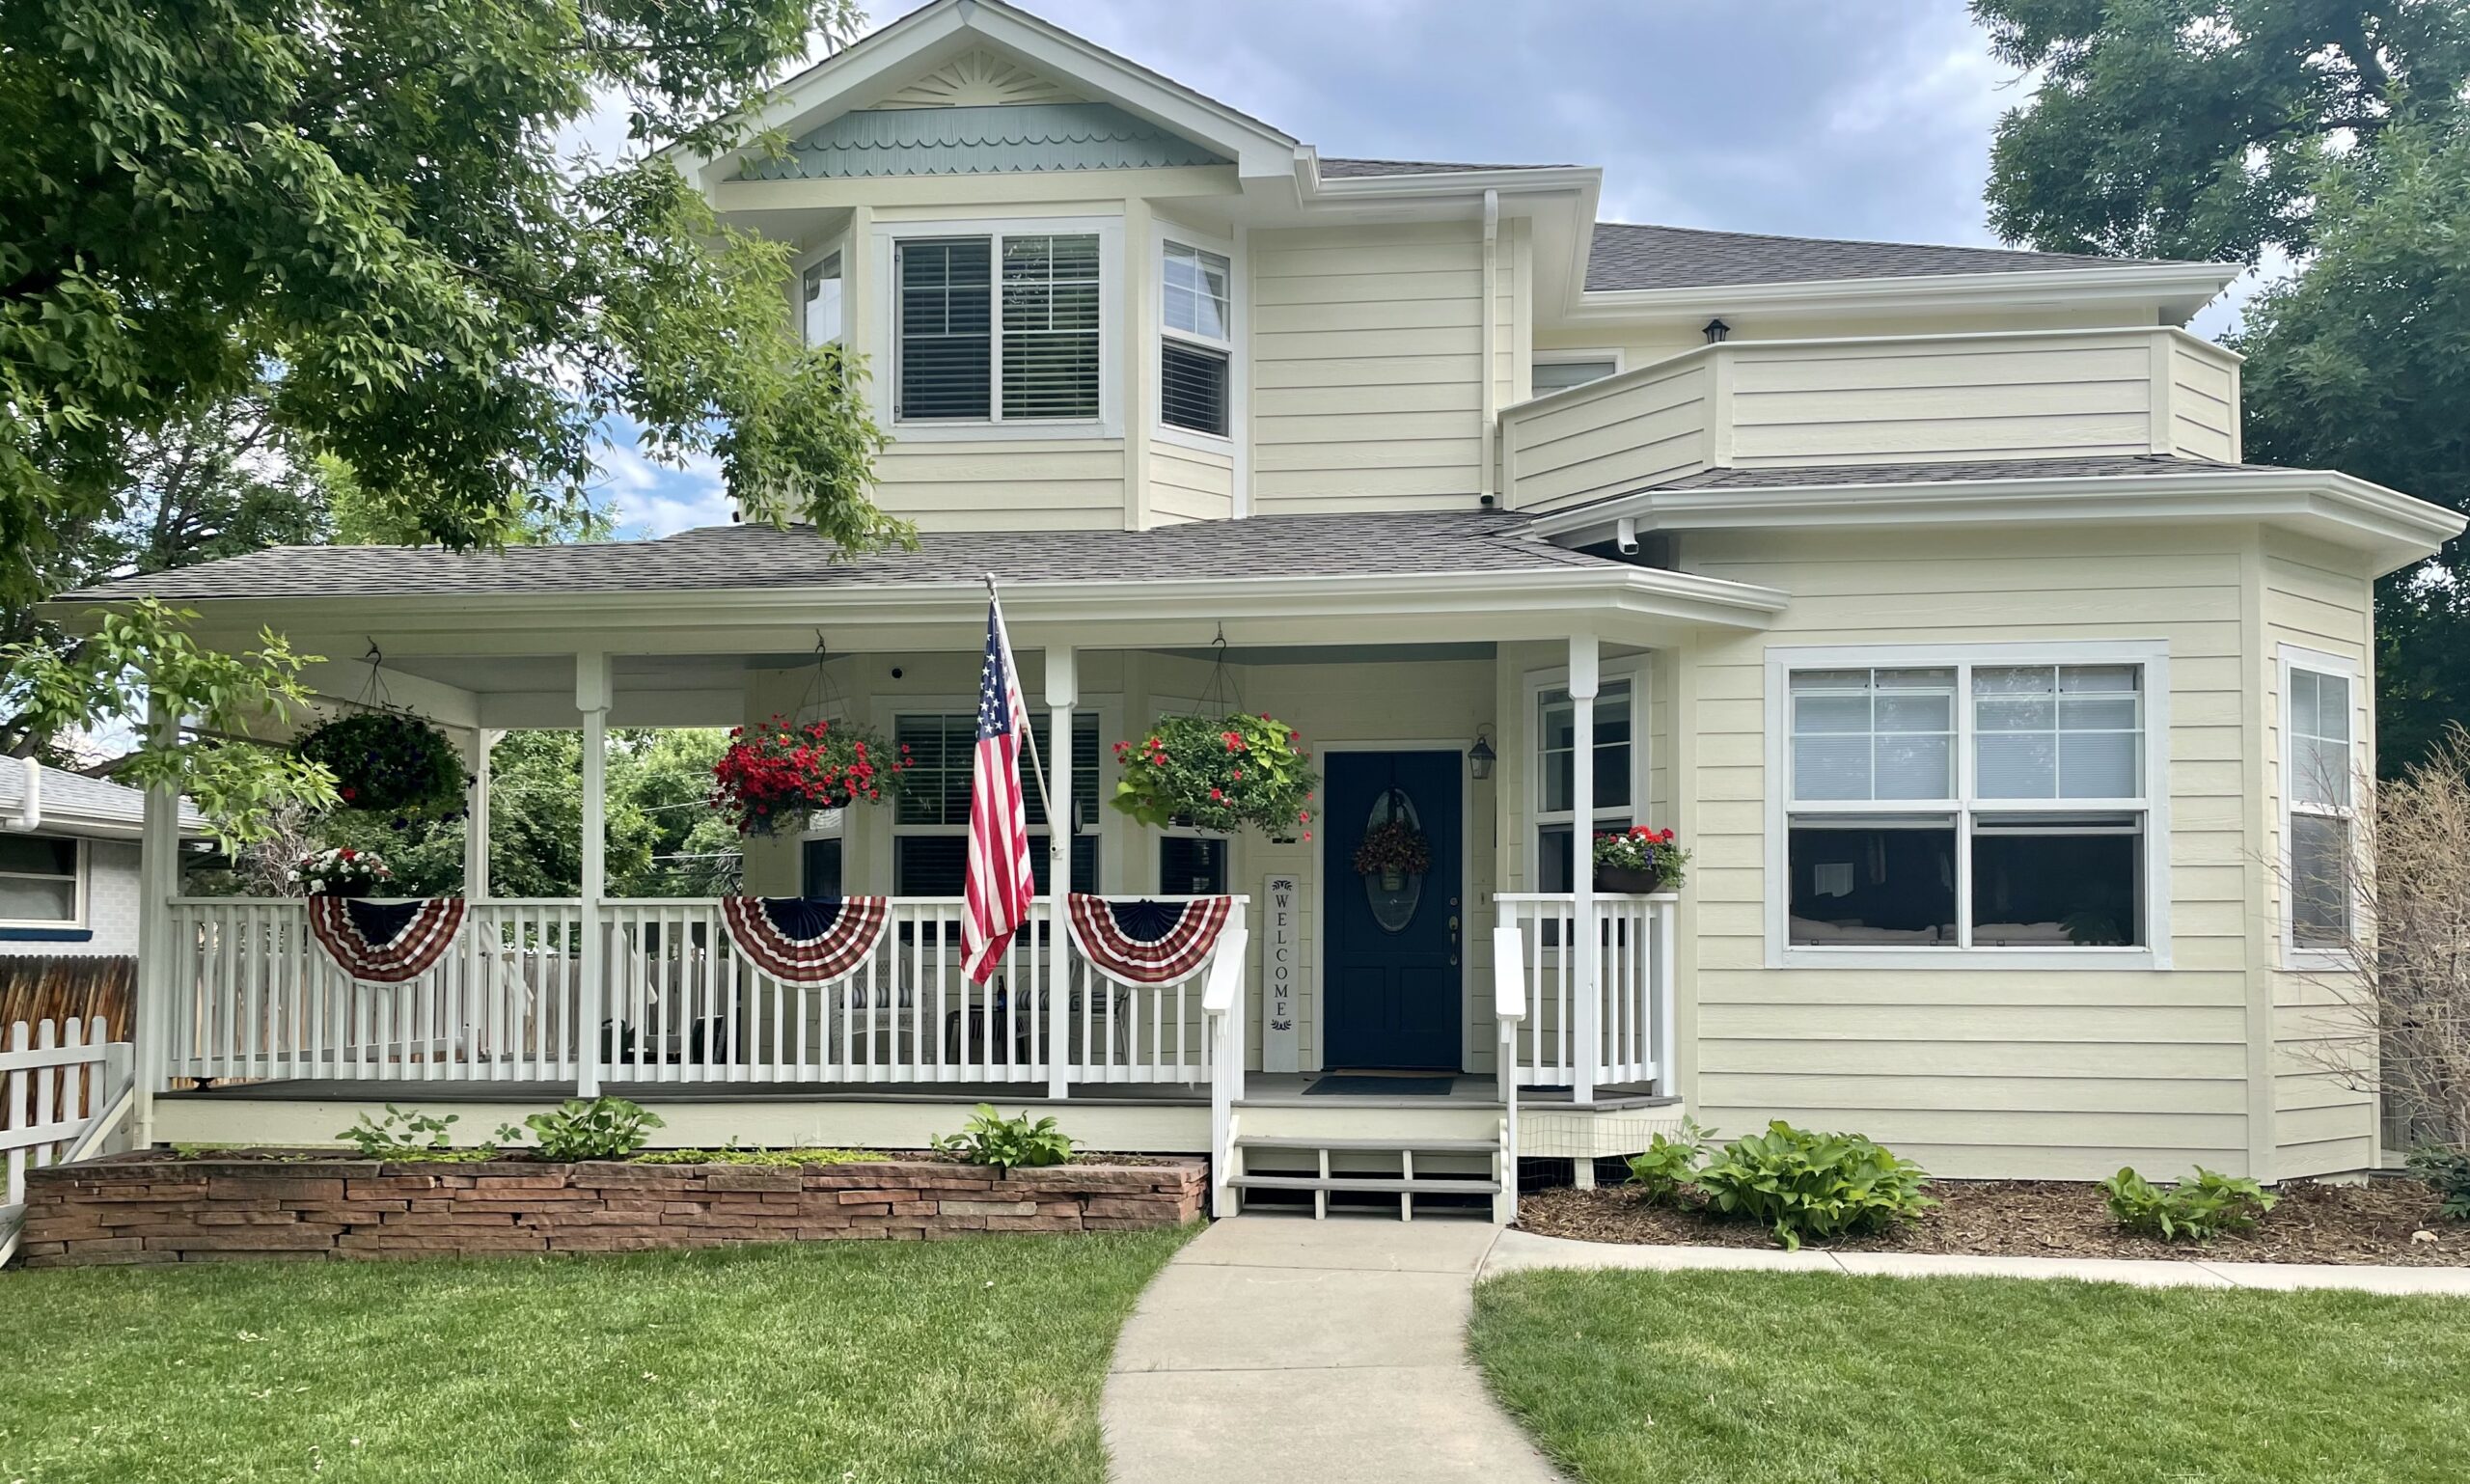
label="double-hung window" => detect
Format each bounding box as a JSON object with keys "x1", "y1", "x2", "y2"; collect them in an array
[
  {"x1": 2283, "y1": 649, "x2": 2359, "y2": 956},
  {"x1": 0, "y1": 836, "x2": 83, "y2": 928},
  {"x1": 1535, "y1": 678, "x2": 1635, "y2": 893},
  {"x1": 892, "y1": 712, "x2": 1102, "y2": 896},
  {"x1": 801, "y1": 251, "x2": 843, "y2": 348},
  {"x1": 893, "y1": 232, "x2": 1102, "y2": 424},
  {"x1": 1159, "y1": 240, "x2": 1231, "y2": 437},
  {"x1": 1773, "y1": 646, "x2": 2165, "y2": 962}
]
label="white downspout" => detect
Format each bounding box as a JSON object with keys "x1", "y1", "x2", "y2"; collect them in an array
[{"x1": 11, "y1": 755, "x2": 40, "y2": 832}]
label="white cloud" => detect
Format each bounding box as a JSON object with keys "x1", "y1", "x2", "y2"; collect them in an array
[{"x1": 595, "y1": 422, "x2": 733, "y2": 539}]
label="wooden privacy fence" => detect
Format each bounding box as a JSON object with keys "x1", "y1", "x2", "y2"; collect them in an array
[
  {"x1": 3, "y1": 1016, "x2": 133, "y2": 1266},
  {"x1": 0, "y1": 957, "x2": 133, "y2": 1040}
]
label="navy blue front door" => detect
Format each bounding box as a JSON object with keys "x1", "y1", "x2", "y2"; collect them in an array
[{"x1": 1324, "y1": 751, "x2": 1464, "y2": 1070}]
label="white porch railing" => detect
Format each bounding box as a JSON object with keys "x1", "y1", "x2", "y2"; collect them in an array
[
  {"x1": 1494, "y1": 892, "x2": 1676, "y2": 1097},
  {"x1": 164, "y1": 895, "x2": 1244, "y2": 1092}
]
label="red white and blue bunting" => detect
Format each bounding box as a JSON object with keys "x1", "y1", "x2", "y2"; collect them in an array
[
  {"x1": 721, "y1": 895, "x2": 890, "y2": 986},
  {"x1": 1066, "y1": 893, "x2": 1234, "y2": 987},
  {"x1": 308, "y1": 896, "x2": 467, "y2": 984}
]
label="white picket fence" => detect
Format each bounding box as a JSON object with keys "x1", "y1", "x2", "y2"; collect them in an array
[{"x1": 3, "y1": 1016, "x2": 133, "y2": 1265}]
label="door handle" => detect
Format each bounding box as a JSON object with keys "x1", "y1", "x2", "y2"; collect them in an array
[{"x1": 1447, "y1": 915, "x2": 1461, "y2": 937}]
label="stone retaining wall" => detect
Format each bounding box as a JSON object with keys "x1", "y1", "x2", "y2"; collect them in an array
[{"x1": 16, "y1": 1153, "x2": 1207, "y2": 1267}]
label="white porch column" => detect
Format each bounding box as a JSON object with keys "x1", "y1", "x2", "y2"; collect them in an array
[
  {"x1": 1568, "y1": 633, "x2": 1599, "y2": 1108},
  {"x1": 462, "y1": 728, "x2": 500, "y2": 900},
  {"x1": 132, "y1": 697, "x2": 179, "y2": 1138},
  {"x1": 576, "y1": 655, "x2": 611, "y2": 1097},
  {"x1": 1044, "y1": 645, "x2": 1078, "y2": 1100}
]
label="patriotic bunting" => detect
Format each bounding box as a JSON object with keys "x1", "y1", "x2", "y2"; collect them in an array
[
  {"x1": 1066, "y1": 893, "x2": 1234, "y2": 987},
  {"x1": 721, "y1": 895, "x2": 891, "y2": 986},
  {"x1": 308, "y1": 896, "x2": 467, "y2": 984}
]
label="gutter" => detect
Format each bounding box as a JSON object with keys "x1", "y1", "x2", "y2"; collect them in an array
[
  {"x1": 9, "y1": 755, "x2": 38, "y2": 831},
  {"x1": 1558, "y1": 261, "x2": 2242, "y2": 327}
]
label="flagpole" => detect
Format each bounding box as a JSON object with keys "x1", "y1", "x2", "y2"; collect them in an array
[{"x1": 985, "y1": 574, "x2": 1057, "y2": 825}]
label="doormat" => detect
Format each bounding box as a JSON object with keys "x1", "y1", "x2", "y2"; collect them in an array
[{"x1": 1304, "y1": 1074, "x2": 1456, "y2": 1096}]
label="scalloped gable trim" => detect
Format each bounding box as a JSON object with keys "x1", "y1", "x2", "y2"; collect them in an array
[{"x1": 742, "y1": 102, "x2": 1230, "y2": 179}]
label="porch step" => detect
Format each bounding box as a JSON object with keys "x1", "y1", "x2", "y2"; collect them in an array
[
  {"x1": 1220, "y1": 1120, "x2": 1513, "y2": 1223},
  {"x1": 1234, "y1": 1135, "x2": 1497, "y2": 1154},
  {"x1": 1228, "y1": 1173, "x2": 1501, "y2": 1195}
]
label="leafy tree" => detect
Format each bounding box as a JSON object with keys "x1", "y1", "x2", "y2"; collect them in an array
[
  {"x1": 1975, "y1": 0, "x2": 2470, "y2": 262},
  {"x1": 1, "y1": 0, "x2": 900, "y2": 622}
]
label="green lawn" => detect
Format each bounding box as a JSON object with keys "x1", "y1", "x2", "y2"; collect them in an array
[
  {"x1": 1470, "y1": 1269, "x2": 2470, "y2": 1484},
  {"x1": 0, "y1": 1229, "x2": 1190, "y2": 1483}
]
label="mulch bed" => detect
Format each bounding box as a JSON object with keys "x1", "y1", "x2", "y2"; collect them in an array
[{"x1": 1518, "y1": 1178, "x2": 2469, "y2": 1267}]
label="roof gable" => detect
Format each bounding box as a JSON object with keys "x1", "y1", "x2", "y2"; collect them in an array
[
  {"x1": 871, "y1": 45, "x2": 1084, "y2": 108},
  {"x1": 744, "y1": 101, "x2": 1229, "y2": 179}
]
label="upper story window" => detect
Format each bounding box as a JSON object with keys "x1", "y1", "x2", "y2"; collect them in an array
[
  {"x1": 893, "y1": 233, "x2": 1101, "y2": 424},
  {"x1": 0, "y1": 835, "x2": 83, "y2": 926},
  {"x1": 1770, "y1": 645, "x2": 2168, "y2": 965},
  {"x1": 1531, "y1": 355, "x2": 1619, "y2": 396},
  {"x1": 802, "y1": 251, "x2": 842, "y2": 347},
  {"x1": 2283, "y1": 650, "x2": 2358, "y2": 957},
  {"x1": 1160, "y1": 240, "x2": 1231, "y2": 437}
]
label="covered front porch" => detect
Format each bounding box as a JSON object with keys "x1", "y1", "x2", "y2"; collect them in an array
[{"x1": 103, "y1": 523, "x2": 1784, "y2": 1194}]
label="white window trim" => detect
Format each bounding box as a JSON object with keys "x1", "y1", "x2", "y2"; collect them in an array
[
  {"x1": 1525, "y1": 347, "x2": 1627, "y2": 403},
  {"x1": 0, "y1": 834, "x2": 88, "y2": 930},
  {"x1": 1523, "y1": 656, "x2": 1650, "y2": 890},
  {"x1": 1151, "y1": 223, "x2": 1244, "y2": 457},
  {"x1": 1761, "y1": 640, "x2": 2173, "y2": 971},
  {"x1": 794, "y1": 237, "x2": 846, "y2": 349},
  {"x1": 2279, "y1": 643, "x2": 2364, "y2": 972},
  {"x1": 877, "y1": 698, "x2": 1117, "y2": 893},
  {"x1": 871, "y1": 215, "x2": 1125, "y2": 442}
]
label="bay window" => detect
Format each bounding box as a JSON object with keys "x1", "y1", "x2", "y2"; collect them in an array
[
  {"x1": 1771, "y1": 646, "x2": 2167, "y2": 962},
  {"x1": 2283, "y1": 649, "x2": 2359, "y2": 956},
  {"x1": 893, "y1": 232, "x2": 1102, "y2": 424}
]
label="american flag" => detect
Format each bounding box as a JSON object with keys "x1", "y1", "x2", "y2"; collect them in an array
[{"x1": 962, "y1": 598, "x2": 1037, "y2": 984}]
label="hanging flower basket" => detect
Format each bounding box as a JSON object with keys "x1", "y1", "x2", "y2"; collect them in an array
[
  {"x1": 1591, "y1": 826, "x2": 1690, "y2": 893},
  {"x1": 293, "y1": 711, "x2": 468, "y2": 819},
  {"x1": 1351, "y1": 818, "x2": 1432, "y2": 892},
  {"x1": 290, "y1": 846, "x2": 393, "y2": 898},
  {"x1": 710, "y1": 714, "x2": 910, "y2": 837},
  {"x1": 1111, "y1": 713, "x2": 1319, "y2": 840}
]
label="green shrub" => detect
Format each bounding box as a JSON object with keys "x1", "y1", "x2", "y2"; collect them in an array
[
  {"x1": 933, "y1": 1104, "x2": 1074, "y2": 1169},
  {"x1": 631, "y1": 1146, "x2": 888, "y2": 1168},
  {"x1": 337, "y1": 1104, "x2": 512, "y2": 1161},
  {"x1": 1624, "y1": 1118, "x2": 1714, "y2": 1203},
  {"x1": 521, "y1": 1097, "x2": 665, "y2": 1162},
  {"x1": 1693, "y1": 1120, "x2": 1936, "y2": 1250},
  {"x1": 2405, "y1": 1148, "x2": 2470, "y2": 1220},
  {"x1": 2100, "y1": 1167, "x2": 2278, "y2": 1242}
]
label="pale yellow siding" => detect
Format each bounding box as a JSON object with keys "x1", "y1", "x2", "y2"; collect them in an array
[
  {"x1": 1251, "y1": 222, "x2": 1488, "y2": 510},
  {"x1": 2169, "y1": 337, "x2": 2241, "y2": 463},
  {"x1": 1503, "y1": 360, "x2": 1710, "y2": 509},
  {"x1": 872, "y1": 438, "x2": 1127, "y2": 531},
  {"x1": 1673, "y1": 525, "x2": 2260, "y2": 1180},
  {"x1": 1150, "y1": 443, "x2": 1236, "y2": 523},
  {"x1": 2259, "y1": 533, "x2": 2380, "y2": 1177}
]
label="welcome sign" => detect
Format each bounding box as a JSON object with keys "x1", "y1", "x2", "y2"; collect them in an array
[{"x1": 1261, "y1": 872, "x2": 1301, "y2": 1073}]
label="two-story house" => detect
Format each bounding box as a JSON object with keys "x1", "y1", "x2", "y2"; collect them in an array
[{"x1": 67, "y1": 0, "x2": 2463, "y2": 1219}]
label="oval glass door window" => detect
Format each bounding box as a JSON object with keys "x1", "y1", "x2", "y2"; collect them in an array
[{"x1": 1364, "y1": 787, "x2": 1423, "y2": 934}]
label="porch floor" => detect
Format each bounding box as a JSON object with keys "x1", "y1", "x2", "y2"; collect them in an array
[{"x1": 160, "y1": 1075, "x2": 1676, "y2": 1109}]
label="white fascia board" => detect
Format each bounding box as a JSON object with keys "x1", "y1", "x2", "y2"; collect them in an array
[
  {"x1": 1534, "y1": 469, "x2": 2465, "y2": 576},
  {"x1": 71, "y1": 566, "x2": 1790, "y2": 654},
  {"x1": 678, "y1": 0, "x2": 1300, "y2": 188},
  {"x1": 1556, "y1": 261, "x2": 2242, "y2": 329}
]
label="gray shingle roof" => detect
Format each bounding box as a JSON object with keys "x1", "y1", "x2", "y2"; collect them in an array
[
  {"x1": 1586, "y1": 221, "x2": 2192, "y2": 292},
  {"x1": 0, "y1": 762, "x2": 206, "y2": 834},
  {"x1": 63, "y1": 511, "x2": 1610, "y2": 604},
  {"x1": 1320, "y1": 157, "x2": 1571, "y2": 178},
  {"x1": 1658, "y1": 454, "x2": 2280, "y2": 490}
]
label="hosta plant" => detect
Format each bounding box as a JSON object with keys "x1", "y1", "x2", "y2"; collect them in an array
[
  {"x1": 1624, "y1": 1117, "x2": 1714, "y2": 1204},
  {"x1": 1694, "y1": 1120, "x2": 1936, "y2": 1250},
  {"x1": 934, "y1": 1104, "x2": 1075, "y2": 1169},
  {"x1": 2101, "y1": 1167, "x2": 2278, "y2": 1242},
  {"x1": 710, "y1": 714, "x2": 909, "y2": 836},
  {"x1": 521, "y1": 1097, "x2": 667, "y2": 1162},
  {"x1": 1111, "y1": 712, "x2": 1319, "y2": 839}
]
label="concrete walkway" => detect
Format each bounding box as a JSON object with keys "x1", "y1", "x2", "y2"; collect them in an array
[
  {"x1": 1484, "y1": 1226, "x2": 2470, "y2": 1295},
  {"x1": 1102, "y1": 1214, "x2": 1562, "y2": 1484}
]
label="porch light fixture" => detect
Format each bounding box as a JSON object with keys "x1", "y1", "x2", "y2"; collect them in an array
[
  {"x1": 1702, "y1": 317, "x2": 1731, "y2": 344},
  {"x1": 1468, "y1": 728, "x2": 1496, "y2": 781}
]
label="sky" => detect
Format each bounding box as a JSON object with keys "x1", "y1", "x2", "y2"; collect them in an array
[{"x1": 597, "y1": 0, "x2": 2271, "y2": 538}]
